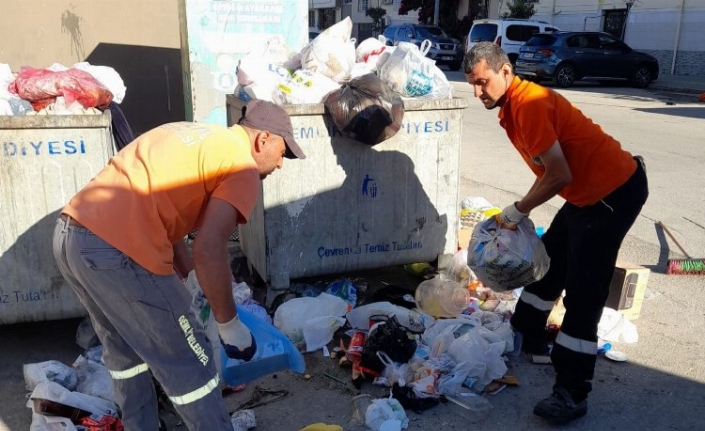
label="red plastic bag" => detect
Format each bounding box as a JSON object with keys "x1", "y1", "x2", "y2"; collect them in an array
[
  {"x1": 78, "y1": 415, "x2": 124, "y2": 431},
  {"x1": 9, "y1": 67, "x2": 113, "y2": 110}
]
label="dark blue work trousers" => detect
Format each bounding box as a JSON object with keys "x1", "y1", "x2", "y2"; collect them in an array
[{"x1": 511, "y1": 157, "x2": 648, "y2": 396}]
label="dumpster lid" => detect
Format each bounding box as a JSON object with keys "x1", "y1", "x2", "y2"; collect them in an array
[
  {"x1": 226, "y1": 95, "x2": 468, "y2": 116},
  {"x1": 0, "y1": 111, "x2": 112, "y2": 130}
]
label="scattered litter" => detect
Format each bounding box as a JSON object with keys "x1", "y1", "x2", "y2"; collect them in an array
[
  {"x1": 598, "y1": 308, "x2": 639, "y2": 344},
  {"x1": 484, "y1": 382, "x2": 507, "y2": 395},
  {"x1": 365, "y1": 395, "x2": 409, "y2": 430},
  {"x1": 234, "y1": 387, "x2": 288, "y2": 411},
  {"x1": 323, "y1": 373, "x2": 348, "y2": 386},
  {"x1": 494, "y1": 375, "x2": 520, "y2": 386},
  {"x1": 299, "y1": 423, "x2": 343, "y2": 431},
  {"x1": 222, "y1": 384, "x2": 247, "y2": 397},
  {"x1": 441, "y1": 392, "x2": 492, "y2": 422},
  {"x1": 605, "y1": 350, "x2": 628, "y2": 362},
  {"x1": 23, "y1": 360, "x2": 77, "y2": 392},
  {"x1": 530, "y1": 355, "x2": 552, "y2": 365},
  {"x1": 231, "y1": 409, "x2": 256, "y2": 431}
]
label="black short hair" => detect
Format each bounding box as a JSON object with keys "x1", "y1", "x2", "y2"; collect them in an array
[{"x1": 463, "y1": 42, "x2": 511, "y2": 74}]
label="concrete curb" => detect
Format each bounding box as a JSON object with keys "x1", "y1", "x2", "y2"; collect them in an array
[
  {"x1": 650, "y1": 85, "x2": 703, "y2": 95},
  {"x1": 650, "y1": 81, "x2": 704, "y2": 95}
]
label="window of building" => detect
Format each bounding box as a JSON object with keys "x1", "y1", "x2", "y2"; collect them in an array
[
  {"x1": 308, "y1": 10, "x2": 315, "y2": 28},
  {"x1": 358, "y1": 0, "x2": 369, "y2": 12}
]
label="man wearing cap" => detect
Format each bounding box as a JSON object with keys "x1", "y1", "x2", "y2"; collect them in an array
[{"x1": 52, "y1": 100, "x2": 305, "y2": 431}]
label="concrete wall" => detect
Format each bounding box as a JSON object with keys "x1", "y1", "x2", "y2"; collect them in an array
[
  {"x1": 527, "y1": 0, "x2": 705, "y2": 15},
  {"x1": 0, "y1": 0, "x2": 185, "y2": 135}
]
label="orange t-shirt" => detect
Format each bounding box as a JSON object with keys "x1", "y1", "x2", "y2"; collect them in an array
[
  {"x1": 63, "y1": 123, "x2": 260, "y2": 275},
  {"x1": 498, "y1": 77, "x2": 636, "y2": 206}
]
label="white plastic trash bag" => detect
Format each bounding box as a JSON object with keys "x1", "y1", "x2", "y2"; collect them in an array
[
  {"x1": 273, "y1": 293, "x2": 348, "y2": 349},
  {"x1": 598, "y1": 307, "x2": 638, "y2": 344},
  {"x1": 73, "y1": 62, "x2": 126, "y2": 104},
  {"x1": 28, "y1": 381, "x2": 119, "y2": 418},
  {"x1": 29, "y1": 413, "x2": 79, "y2": 431},
  {"x1": 231, "y1": 409, "x2": 256, "y2": 431},
  {"x1": 300, "y1": 17, "x2": 356, "y2": 83},
  {"x1": 303, "y1": 316, "x2": 346, "y2": 352},
  {"x1": 236, "y1": 59, "x2": 291, "y2": 103},
  {"x1": 23, "y1": 360, "x2": 78, "y2": 392},
  {"x1": 446, "y1": 328, "x2": 507, "y2": 392},
  {"x1": 356, "y1": 37, "x2": 388, "y2": 69},
  {"x1": 73, "y1": 356, "x2": 115, "y2": 402},
  {"x1": 278, "y1": 68, "x2": 341, "y2": 104},
  {"x1": 377, "y1": 41, "x2": 451, "y2": 99},
  {"x1": 365, "y1": 396, "x2": 409, "y2": 430},
  {"x1": 467, "y1": 217, "x2": 550, "y2": 292}
]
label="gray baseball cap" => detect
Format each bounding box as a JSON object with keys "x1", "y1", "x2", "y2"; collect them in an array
[{"x1": 238, "y1": 100, "x2": 306, "y2": 159}]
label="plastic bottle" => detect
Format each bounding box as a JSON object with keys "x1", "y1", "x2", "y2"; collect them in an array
[
  {"x1": 597, "y1": 341, "x2": 612, "y2": 355},
  {"x1": 444, "y1": 391, "x2": 493, "y2": 423},
  {"x1": 415, "y1": 276, "x2": 471, "y2": 318}
]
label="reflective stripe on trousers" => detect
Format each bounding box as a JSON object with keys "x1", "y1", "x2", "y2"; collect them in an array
[
  {"x1": 169, "y1": 374, "x2": 221, "y2": 406},
  {"x1": 555, "y1": 331, "x2": 597, "y2": 355},
  {"x1": 109, "y1": 363, "x2": 149, "y2": 380},
  {"x1": 519, "y1": 291, "x2": 555, "y2": 312}
]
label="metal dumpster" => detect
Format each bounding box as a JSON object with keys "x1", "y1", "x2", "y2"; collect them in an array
[
  {"x1": 0, "y1": 113, "x2": 114, "y2": 324},
  {"x1": 226, "y1": 96, "x2": 468, "y2": 295}
]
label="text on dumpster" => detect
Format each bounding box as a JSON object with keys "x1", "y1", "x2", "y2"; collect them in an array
[
  {"x1": 317, "y1": 240, "x2": 423, "y2": 259},
  {"x1": 2, "y1": 140, "x2": 87, "y2": 157}
]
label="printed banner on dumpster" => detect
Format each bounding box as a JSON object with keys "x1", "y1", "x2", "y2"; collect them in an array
[{"x1": 178, "y1": 0, "x2": 308, "y2": 126}]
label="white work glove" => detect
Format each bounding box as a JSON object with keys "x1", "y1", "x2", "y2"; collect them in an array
[
  {"x1": 497, "y1": 202, "x2": 528, "y2": 229},
  {"x1": 217, "y1": 315, "x2": 257, "y2": 361}
]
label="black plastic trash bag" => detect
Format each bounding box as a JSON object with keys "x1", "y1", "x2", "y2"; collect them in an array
[
  {"x1": 358, "y1": 314, "x2": 417, "y2": 377},
  {"x1": 323, "y1": 73, "x2": 404, "y2": 146}
]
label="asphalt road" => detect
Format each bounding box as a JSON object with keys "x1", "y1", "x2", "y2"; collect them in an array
[{"x1": 1, "y1": 77, "x2": 704, "y2": 431}]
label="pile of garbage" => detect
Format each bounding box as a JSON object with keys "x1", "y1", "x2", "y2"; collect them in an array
[
  {"x1": 22, "y1": 198, "x2": 639, "y2": 431},
  {"x1": 235, "y1": 17, "x2": 452, "y2": 146},
  {"x1": 22, "y1": 271, "x2": 269, "y2": 431},
  {"x1": 237, "y1": 17, "x2": 451, "y2": 106},
  {"x1": 0, "y1": 61, "x2": 126, "y2": 116}
]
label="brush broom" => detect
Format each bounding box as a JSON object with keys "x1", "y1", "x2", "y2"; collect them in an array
[{"x1": 657, "y1": 221, "x2": 705, "y2": 275}]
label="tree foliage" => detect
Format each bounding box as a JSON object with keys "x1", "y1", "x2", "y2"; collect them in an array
[
  {"x1": 365, "y1": 7, "x2": 387, "y2": 32},
  {"x1": 501, "y1": 0, "x2": 536, "y2": 19},
  {"x1": 398, "y1": 0, "x2": 432, "y2": 24},
  {"x1": 398, "y1": 0, "x2": 490, "y2": 41}
]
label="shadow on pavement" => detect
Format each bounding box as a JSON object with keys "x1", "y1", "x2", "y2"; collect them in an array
[
  {"x1": 633, "y1": 106, "x2": 705, "y2": 120},
  {"x1": 2, "y1": 316, "x2": 705, "y2": 430}
]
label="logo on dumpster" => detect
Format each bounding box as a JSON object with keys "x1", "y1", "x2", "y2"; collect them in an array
[{"x1": 362, "y1": 175, "x2": 377, "y2": 197}]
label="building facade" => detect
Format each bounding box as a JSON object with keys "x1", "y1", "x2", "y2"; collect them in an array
[
  {"x1": 340, "y1": 0, "x2": 420, "y2": 41},
  {"x1": 501, "y1": 0, "x2": 705, "y2": 76}
]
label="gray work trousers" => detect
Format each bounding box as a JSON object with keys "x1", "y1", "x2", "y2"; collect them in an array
[{"x1": 53, "y1": 217, "x2": 232, "y2": 431}]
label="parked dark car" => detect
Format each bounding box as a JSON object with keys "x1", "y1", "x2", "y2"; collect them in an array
[
  {"x1": 515, "y1": 31, "x2": 659, "y2": 88},
  {"x1": 382, "y1": 24, "x2": 464, "y2": 70}
]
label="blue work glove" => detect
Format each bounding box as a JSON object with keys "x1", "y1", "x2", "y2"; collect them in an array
[
  {"x1": 496, "y1": 202, "x2": 528, "y2": 229},
  {"x1": 217, "y1": 315, "x2": 257, "y2": 361}
]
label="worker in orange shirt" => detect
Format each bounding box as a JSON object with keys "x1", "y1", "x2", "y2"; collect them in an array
[
  {"x1": 53, "y1": 100, "x2": 305, "y2": 431},
  {"x1": 464, "y1": 42, "x2": 648, "y2": 422}
]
